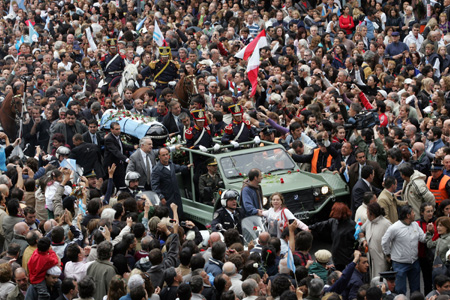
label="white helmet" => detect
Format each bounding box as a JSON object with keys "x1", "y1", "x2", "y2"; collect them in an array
[
  {"x1": 56, "y1": 146, "x2": 70, "y2": 159},
  {"x1": 220, "y1": 189, "x2": 240, "y2": 207},
  {"x1": 125, "y1": 171, "x2": 140, "y2": 186}
]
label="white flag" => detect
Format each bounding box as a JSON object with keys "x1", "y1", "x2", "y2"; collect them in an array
[
  {"x1": 153, "y1": 20, "x2": 164, "y2": 47},
  {"x1": 85, "y1": 27, "x2": 97, "y2": 51}
]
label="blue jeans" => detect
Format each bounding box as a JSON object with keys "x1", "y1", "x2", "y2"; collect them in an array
[{"x1": 392, "y1": 260, "x2": 421, "y2": 295}]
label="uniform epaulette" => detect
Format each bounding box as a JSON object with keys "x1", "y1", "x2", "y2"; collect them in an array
[
  {"x1": 185, "y1": 128, "x2": 193, "y2": 139},
  {"x1": 225, "y1": 123, "x2": 233, "y2": 134},
  {"x1": 244, "y1": 120, "x2": 251, "y2": 127},
  {"x1": 149, "y1": 61, "x2": 156, "y2": 69},
  {"x1": 171, "y1": 60, "x2": 180, "y2": 69}
]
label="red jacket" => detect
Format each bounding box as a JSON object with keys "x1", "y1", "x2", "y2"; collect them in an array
[
  {"x1": 339, "y1": 15, "x2": 354, "y2": 35},
  {"x1": 28, "y1": 249, "x2": 59, "y2": 284},
  {"x1": 417, "y1": 218, "x2": 438, "y2": 258}
]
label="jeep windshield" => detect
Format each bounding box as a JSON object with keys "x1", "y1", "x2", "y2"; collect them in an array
[{"x1": 220, "y1": 149, "x2": 296, "y2": 179}]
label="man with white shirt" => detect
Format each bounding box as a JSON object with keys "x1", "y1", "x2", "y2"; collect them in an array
[
  {"x1": 64, "y1": 243, "x2": 93, "y2": 282},
  {"x1": 223, "y1": 262, "x2": 244, "y2": 299},
  {"x1": 382, "y1": 205, "x2": 427, "y2": 295},
  {"x1": 57, "y1": 52, "x2": 72, "y2": 71},
  {"x1": 404, "y1": 24, "x2": 423, "y2": 51}
]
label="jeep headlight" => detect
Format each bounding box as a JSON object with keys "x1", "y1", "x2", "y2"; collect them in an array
[{"x1": 321, "y1": 186, "x2": 329, "y2": 195}]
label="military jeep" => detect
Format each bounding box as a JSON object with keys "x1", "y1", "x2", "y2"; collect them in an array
[{"x1": 177, "y1": 141, "x2": 349, "y2": 227}]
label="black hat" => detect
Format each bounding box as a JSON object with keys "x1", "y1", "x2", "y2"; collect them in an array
[
  {"x1": 207, "y1": 158, "x2": 218, "y2": 166},
  {"x1": 106, "y1": 38, "x2": 117, "y2": 47},
  {"x1": 261, "y1": 126, "x2": 275, "y2": 136},
  {"x1": 379, "y1": 271, "x2": 397, "y2": 281},
  {"x1": 431, "y1": 162, "x2": 444, "y2": 171},
  {"x1": 84, "y1": 169, "x2": 97, "y2": 178},
  {"x1": 191, "y1": 109, "x2": 206, "y2": 121}
]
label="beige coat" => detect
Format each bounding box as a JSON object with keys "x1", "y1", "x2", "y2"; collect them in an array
[
  {"x1": 401, "y1": 171, "x2": 435, "y2": 218},
  {"x1": 377, "y1": 189, "x2": 407, "y2": 223},
  {"x1": 361, "y1": 215, "x2": 392, "y2": 279}
]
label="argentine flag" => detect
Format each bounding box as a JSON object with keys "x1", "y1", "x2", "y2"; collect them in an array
[
  {"x1": 28, "y1": 21, "x2": 39, "y2": 43},
  {"x1": 15, "y1": 36, "x2": 24, "y2": 51},
  {"x1": 153, "y1": 20, "x2": 164, "y2": 46},
  {"x1": 137, "y1": 16, "x2": 146, "y2": 31},
  {"x1": 286, "y1": 242, "x2": 296, "y2": 273}
]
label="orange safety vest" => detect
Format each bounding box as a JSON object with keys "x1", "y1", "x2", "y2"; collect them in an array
[
  {"x1": 311, "y1": 148, "x2": 333, "y2": 174},
  {"x1": 427, "y1": 175, "x2": 450, "y2": 206}
]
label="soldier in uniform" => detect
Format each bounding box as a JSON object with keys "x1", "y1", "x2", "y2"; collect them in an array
[
  {"x1": 98, "y1": 38, "x2": 126, "y2": 95},
  {"x1": 221, "y1": 104, "x2": 257, "y2": 148},
  {"x1": 185, "y1": 109, "x2": 220, "y2": 202},
  {"x1": 199, "y1": 158, "x2": 222, "y2": 205},
  {"x1": 211, "y1": 189, "x2": 244, "y2": 234},
  {"x1": 141, "y1": 44, "x2": 180, "y2": 98}
]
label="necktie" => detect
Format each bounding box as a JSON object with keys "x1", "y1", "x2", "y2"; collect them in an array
[
  {"x1": 146, "y1": 155, "x2": 152, "y2": 185},
  {"x1": 92, "y1": 134, "x2": 97, "y2": 145}
]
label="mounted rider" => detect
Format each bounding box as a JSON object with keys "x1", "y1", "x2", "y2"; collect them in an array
[
  {"x1": 141, "y1": 43, "x2": 180, "y2": 98},
  {"x1": 98, "y1": 38, "x2": 126, "y2": 95}
]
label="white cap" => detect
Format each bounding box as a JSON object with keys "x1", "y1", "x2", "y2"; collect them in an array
[{"x1": 47, "y1": 266, "x2": 62, "y2": 276}]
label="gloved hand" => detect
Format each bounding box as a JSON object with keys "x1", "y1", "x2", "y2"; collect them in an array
[
  {"x1": 199, "y1": 145, "x2": 208, "y2": 152},
  {"x1": 254, "y1": 136, "x2": 261, "y2": 145},
  {"x1": 230, "y1": 141, "x2": 239, "y2": 148},
  {"x1": 213, "y1": 143, "x2": 220, "y2": 151}
]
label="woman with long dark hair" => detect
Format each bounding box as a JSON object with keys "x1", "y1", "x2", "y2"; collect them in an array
[
  {"x1": 331, "y1": 44, "x2": 348, "y2": 69},
  {"x1": 309, "y1": 202, "x2": 356, "y2": 270}
]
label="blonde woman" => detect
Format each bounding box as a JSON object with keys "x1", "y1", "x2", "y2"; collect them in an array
[{"x1": 262, "y1": 192, "x2": 309, "y2": 238}]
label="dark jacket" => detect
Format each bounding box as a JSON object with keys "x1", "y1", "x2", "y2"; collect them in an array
[
  {"x1": 69, "y1": 142, "x2": 104, "y2": 178},
  {"x1": 324, "y1": 261, "x2": 357, "y2": 294},
  {"x1": 151, "y1": 161, "x2": 188, "y2": 218},
  {"x1": 342, "y1": 268, "x2": 365, "y2": 300},
  {"x1": 351, "y1": 178, "x2": 381, "y2": 215},
  {"x1": 147, "y1": 233, "x2": 180, "y2": 288},
  {"x1": 309, "y1": 218, "x2": 356, "y2": 269}
]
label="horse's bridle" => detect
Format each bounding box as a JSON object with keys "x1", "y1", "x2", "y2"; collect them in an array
[{"x1": 183, "y1": 75, "x2": 198, "y2": 100}]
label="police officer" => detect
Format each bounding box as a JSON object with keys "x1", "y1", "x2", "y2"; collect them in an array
[
  {"x1": 211, "y1": 189, "x2": 244, "y2": 234},
  {"x1": 141, "y1": 44, "x2": 180, "y2": 98},
  {"x1": 221, "y1": 104, "x2": 258, "y2": 148},
  {"x1": 99, "y1": 38, "x2": 126, "y2": 95},
  {"x1": 426, "y1": 162, "x2": 450, "y2": 207},
  {"x1": 199, "y1": 158, "x2": 222, "y2": 205},
  {"x1": 119, "y1": 171, "x2": 143, "y2": 198}
]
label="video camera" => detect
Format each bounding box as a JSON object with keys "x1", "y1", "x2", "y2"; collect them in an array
[{"x1": 344, "y1": 110, "x2": 380, "y2": 130}]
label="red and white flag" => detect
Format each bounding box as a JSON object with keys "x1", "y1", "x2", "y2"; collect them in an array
[
  {"x1": 247, "y1": 43, "x2": 262, "y2": 98},
  {"x1": 235, "y1": 29, "x2": 268, "y2": 61}
]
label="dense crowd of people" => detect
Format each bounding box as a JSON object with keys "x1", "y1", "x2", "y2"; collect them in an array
[{"x1": 4, "y1": 0, "x2": 450, "y2": 299}]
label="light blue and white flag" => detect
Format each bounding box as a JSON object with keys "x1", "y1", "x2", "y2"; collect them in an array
[
  {"x1": 44, "y1": 15, "x2": 50, "y2": 31},
  {"x1": 28, "y1": 21, "x2": 39, "y2": 43},
  {"x1": 287, "y1": 241, "x2": 296, "y2": 273},
  {"x1": 137, "y1": 16, "x2": 146, "y2": 31},
  {"x1": 153, "y1": 20, "x2": 164, "y2": 46},
  {"x1": 15, "y1": 35, "x2": 24, "y2": 51}
]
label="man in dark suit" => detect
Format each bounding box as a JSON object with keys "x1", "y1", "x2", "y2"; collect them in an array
[
  {"x1": 130, "y1": 98, "x2": 151, "y2": 116},
  {"x1": 334, "y1": 141, "x2": 356, "y2": 175},
  {"x1": 151, "y1": 147, "x2": 192, "y2": 218},
  {"x1": 70, "y1": 133, "x2": 105, "y2": 179},
  {"x1": 82, "y1": 119, "x2": 104, "y2": 149},
  {"x1": 351, "y1": 165, "x2": 381, "y2": 216},
  {"x1": 162, "y1": 99, "x2": 189, "y2": 135},
  {"x1": 49, "y1": 109, "x2": 88, "y2": 152},
  {"x1": 56, "y1": 277, "x2": 78, "y2": 300},
  {"x1": 81, "y1": 101, "x2": 103, "y2": 121},
  {"x1": 103, "y1": 122, "x2": 137, "y2": 189},
  {"x1": 127, "y1": 137, "x2": 182, "y2": 190},
  {"x1": 348, "y1": 149, "x2": 385, "y2": 191}
]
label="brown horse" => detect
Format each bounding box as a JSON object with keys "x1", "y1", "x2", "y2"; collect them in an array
[
  {"x1": 132, "y1": 87, "x2": 154, "y2": 100},
  {"x1": 174, "y1": 74, "x2": 198, "y2": 108},
  {"x1": 0, "y1": 85, "x2": 24, "y2": 139}
]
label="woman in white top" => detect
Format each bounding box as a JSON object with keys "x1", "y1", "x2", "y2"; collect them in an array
[{"x1": 262, "y1": 192, "x2": 309, "y2": 238}]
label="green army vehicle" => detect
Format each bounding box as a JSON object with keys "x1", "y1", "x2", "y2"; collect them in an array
[{"x1": 176, "y1": 142, "x2": 349, "y2": 227}]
